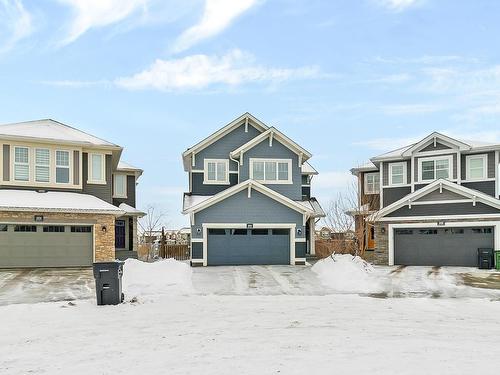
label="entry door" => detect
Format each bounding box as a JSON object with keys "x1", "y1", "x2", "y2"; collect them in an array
[{"x1": 115, "y1": 220, "x2": 126, "y2": 249}]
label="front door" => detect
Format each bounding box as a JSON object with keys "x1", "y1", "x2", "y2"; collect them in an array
[{"x1": 115, "y1": 220, "x2": 126, "y2": 249}]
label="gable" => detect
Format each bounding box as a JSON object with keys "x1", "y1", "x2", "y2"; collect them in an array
[
  {"x1": 415, "y1": 187, "x2": 465, "y2": 202},
  {"x1": 402, "y1": 132, "x2": 471, "y2": 157},
  {"x1": 386, "y1": 202, "x2": 500, "y2": 217},
  {"x1": 419, "y1": 141, "x2": 452, "y2": 153}
]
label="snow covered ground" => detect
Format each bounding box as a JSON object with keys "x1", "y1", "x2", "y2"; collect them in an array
[{"x1": 2, "y1": 258, "x2": 500, "y2": 374}]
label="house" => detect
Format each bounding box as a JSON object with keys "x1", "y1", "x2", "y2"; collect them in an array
[
  {"x1": 181, "y1": 113, "x2": 325, "y2": 266},
  {"x1": 0, "y1": 119, "x2": 145, "y2": 268},
  {"x1": 351, "y1": 132, "x2": 500, "y2": 267}
]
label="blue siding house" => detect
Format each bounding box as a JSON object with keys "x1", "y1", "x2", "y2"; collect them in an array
[{"x1": 182, "y1": 113, "x2": 325, "y2": 266}]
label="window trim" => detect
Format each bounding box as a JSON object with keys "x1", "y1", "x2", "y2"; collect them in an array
[
  {"x1": 417, "y1": 155, "x2": 453, "y2": 183},
  {"x1": 35, "y1": 148, "x2": 51, "y2": 183},
  {"x1": 465, "y1": 154, "x2": 488, "y2": 181},
  {"x1": 55, "y1": 149, "x2": 71, "y2": 185},
  {"x1": 249, "y1": 158, "x2": 293, "y2": 184},
  {"x1": 113, "y1": 173, "x2": 128, "y2": 198},
  {"x1": 203, "y1": 159, "x2": 230, "y2": 185},
  {"x1": 389, "y1": 162, "x2": 407, "y2": 186},
  {"x1": 364, "y1": 172, "x2": 380, "y2": 194},
  {"x1": 88, "y1": 153, "x2": 106, "y2": 184},
  {"x1": 13, "y1": 146, "x2": 30, "y2": 182}
]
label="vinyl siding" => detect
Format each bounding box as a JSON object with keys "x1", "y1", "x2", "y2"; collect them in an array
[
  {"x1": 383, "y1": 186, "x2": 411, "y2": 207},
  {"x1": 461, "y1": 152, "x2": 496, "y2": 180},
  {"x1": 192, "y1": 189, "x2": 305, "y2": 238},
  {"x1": 295, "y1": 242, "x2": 307, "y2": 258},
  {"x1": 386, "y1": 202, "x2": 500, "y2": 217},
  {"x1": 383, "y1": 160, "x2": 411, "y2": 186},
  {"x1": 240, "y1": 138, "x2": 302, "y2": 200},
  {"x1": 113, "y1": 175, "x2": 137, "y2": 207},
  {"x1": 82, "y1": 153, "x2": 112, "y2": 203},
  {"x1": 3, "y1": 145, "x2": 9, "y2": 181},
  {"x1": 73, "y1": 150, "x2": 80, "y2": 186},
  {"x1": 192, "y1": 242, "x2": 203, "y2": 259},
  {"x1": 416, "y1": 189, "x2": 465, "y2": 202},
  {"x1": 462, "y1": 181, "x2": 496, "y2": 197},
  {"x1": 191, "y1": 172, "x2": 238, "y2": 195},
  {"x1": 420, "y1": 141, "x2": 451, "y2": 152}
]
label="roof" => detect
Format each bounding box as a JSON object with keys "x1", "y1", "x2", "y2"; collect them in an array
[
  {"x1": 182, "y1": 113, "x2": 269, "y2": 171},
  {"x1": 0, "y1": 190, "x2": 125, "y2": 215},
  {"x1": 0, "y1": 119, "x2": 120, "y2": 149},
  {"x1": 118, "y1": 203, "x2": 146, "y2": 217},
  {"x1": 369, "y1": 179, "x2": 500, "y2": 221},
  {"x1": 230, "y1": 127, "x2": 312, "y2": 161},
  {"x1": 371, "y1": 132, "x2": 500, "y2": 162},
  {"x1": 117, "y1": 161, "x2": 143, "y2": 178},
  {"x1": 301, "y1": 161, "x2": 318, "y2": 175},
  {"x1": 182, "y1": 180, "x2": 315, "y2": 216},
  {"x1": 350, "y1": 161, "x2": 378, "y2": 175},
  {"x1": 296, "y1": 197, "x2": 326, "y2": 217}
]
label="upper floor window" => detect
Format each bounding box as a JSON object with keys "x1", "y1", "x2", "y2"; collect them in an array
[
  {"x1": 364, "y1": 172, "x2": 380, "y2": 194},
  {"x1": 466, "y1": 154, "x2": 487, "y2": 181},
  {"x1": 419, "y1": 156, "x2": 451, "y2": 182},
  {"x1": 35, "y1": 148, "x2": 50, "y2": 183},
  {"x1": 89, "y1": 153, "x2": 105, "y2": 184},
  {"x1": 389, "y1": 162, "x2": 407, "y2": 186},
  {"x1": 56, "y1": 150, "x2": 70, "y2": 184},
  {"x1": 203, "y1": 159, "x2": 229, "y2": 184},
  {"x1": 113, "y1": 174, "x2": 127, "y2": 198},
  {"x1": 250, "y1": 159, "x2": 292, "y2": 184},
  {"x1": 14, "y1": 147, "x2": 29, "y2": 181}
]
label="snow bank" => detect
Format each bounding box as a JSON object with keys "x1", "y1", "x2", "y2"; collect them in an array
[
  {"x1": 312, "y1": 254, "x2": 382, "y2": 293},
  {"x1": 122, "y1": 258, "x2": 194, "y2": 299}
]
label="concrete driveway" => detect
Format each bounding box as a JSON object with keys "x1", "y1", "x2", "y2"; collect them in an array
[{"x1": 0, "y1": 268, "x2": 94, "y2": 306}]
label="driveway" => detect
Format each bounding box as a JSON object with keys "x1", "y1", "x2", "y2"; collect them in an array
[{"x1": 2, "y1": 263, "x2": 500, "y2": 305}]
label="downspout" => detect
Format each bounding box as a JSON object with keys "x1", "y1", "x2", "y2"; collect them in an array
[{"x1": 229, "y1": 153, "x2": 240, "y2": 184}]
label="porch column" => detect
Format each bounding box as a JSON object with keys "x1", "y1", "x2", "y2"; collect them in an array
[{"x1": 309, "y1": 219, "x2": 316, "y2": 256}]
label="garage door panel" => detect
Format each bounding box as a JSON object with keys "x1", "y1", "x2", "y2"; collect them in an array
[
  {"x1": 0, "y1": 225, "x2": 93, "y2": 268},
  {"x1": 394, "y1": 227, "x2": 494, "y2": 267},
  {"x1": 207, "y1": 228, "x2": 290, "y2": 266}
]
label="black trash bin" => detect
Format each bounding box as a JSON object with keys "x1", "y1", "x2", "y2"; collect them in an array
[
  {"x1": 93, "y1": 261, "x2": 124, "y2": 305},
  {"x1": 477, "y1": 248, "x2": 494, "y2": 269}
]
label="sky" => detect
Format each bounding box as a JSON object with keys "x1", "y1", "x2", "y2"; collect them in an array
[{"x1": 1, "y1": 0, "x2": 500, "y2": 228}]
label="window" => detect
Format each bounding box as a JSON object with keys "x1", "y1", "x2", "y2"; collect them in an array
[
  {"x1": 444, "y1": 228, "x2": 464, "y2": 235},
  {"x1": 89, "y1": 153, "x2": 105, "y2": 183},
  {"x1": 472, "y1": 228, "x2": 493, "y2": 234},
  {"x1": 419, "y1": 156, "x2": 452, "y2": 182},
  {"x1": 14, "y1": 146, "x2": 29, "y2": 181},
  {"x1": 113, "y1": 174, "x2": 127, "y2": 198},
  {"x1": 364, "y1": 172, "x2": 380, "y2": 194},
  {"x1": 231, "y1": 229, "x2": 248, "y2": 235},
  {"x1": 251, "y1": 229, "x2": 269, "y2": 235},
  {"x1": 35, "y1": 149, "x2": 50, "y2": 183},
  {"x1": 71, "y1": 226, "x2": 92, "y2": 233},
  {"x1": 250, "y1": 159, "x2": 292, "y2": 184},
  {"x1": 203, "y1": 159, "x2": 229, "y2": 184},
  {"x1": 43, "y1": 226, "x2": 65, "y2": 233},
  {"x1": 14, "y1": 225, "x2": 37, "y2": 232},
  {"x1": 0, "y1": 224, "x2": 7, "y2": 232},
  {"x1": 272, "y1": 229, "x2": 289, "y2": 235},
  {"x1": 389, "y1": 162, "x2": 406, "y2": 186},
  {"x1": 395, "y1": 229, "x2": 413, "y2": 235},
  {"x1": 419, "y1": 229, "x2": 438, "y2": 235},
  {"x1": 56, "y1": 150, "x2": 70, "y2": 184},
  {"x1": 208, "y1": 229, "x2": 226, "y2": 235},
  {"x1": 466, "y1": 154, "x2": 487, "y2": 181}
]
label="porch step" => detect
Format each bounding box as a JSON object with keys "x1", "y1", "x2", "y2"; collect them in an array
[{"x1": 115, "y1": 250, "x2": 138, "y2": 261}]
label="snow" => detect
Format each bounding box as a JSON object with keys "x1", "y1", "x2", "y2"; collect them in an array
[
  {"x1": 117, "y1": 160, "x2": 142, "y2": 171},
  {"x1": 118, "y1": 203, "x2": 146, "y2": 216},
  {"x1": 301, "y1": 161, "x2": 318, "y2": 174},
  {"x1": 0, "y1": 189, "x2": 124, "y2": 214},
  {"x1": 122, "y1": 258, "x2": 194, "y2": 299},
  {"x1": 0, "y1": 189, "x2": 123, "y2": 214},
  {"x1": 183, "y1": 194, "x2": 212, "y2": 211},
  {"x1": 312, "y1": 254, "x2": 382, "y2": 293},
  {"x1": 0, "y1": 119, "x2": 117, "y2": 147}
]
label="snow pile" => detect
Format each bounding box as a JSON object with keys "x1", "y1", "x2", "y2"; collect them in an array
[
  {"x1": 122, "y1": 258, "x2": 194, "y2": 299},
  {"x1": 312, "y1": 254, "x2": 382, "y2": 293}
]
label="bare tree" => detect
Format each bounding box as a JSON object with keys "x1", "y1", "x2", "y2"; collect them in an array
[{"x1": 138, "y1": 205, "x2": 167, "y2": 261}]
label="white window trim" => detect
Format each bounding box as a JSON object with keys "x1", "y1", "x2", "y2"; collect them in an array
[
  {"x1": 13, "y1": 146, "x2": 30, "y2": 182},
  {"x1": 364, "y1": 172, "x2": 380, "y2": 195},
  {"x1": 389, "y1": 162, "x2": 407, "y2": 187},
  {"x1": 88, "y1": 153, "x2": 106, "y2": 184},
  {"x1": 55, "y1": 149, "x2": 71, "y2": 185},
  {"x1": 203, "y1": 159, "x2": 230, "y2": 185},
  {"x1": 465, "y1": 154, "x2": 488, "y2": 182},
  {"x1": 113, "y1": 173, "x2": 128, "y2": 198},
  {"x1": 249, "y1": 158, "x2": 293, "y2": 185},
  {"x1": 34, "y1": 148, "x2": 50, "y2": 183},
  {"x1": 417, "y1": 155, "x2": 453, "y2": 183}
]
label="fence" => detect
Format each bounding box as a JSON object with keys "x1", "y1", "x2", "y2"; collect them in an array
[
  {"x1": 315, "y1": 239, "x2": 357, "y2": 259},
  {"x1": 159, "y1": 244, "x2": 190, "y2": 261}
]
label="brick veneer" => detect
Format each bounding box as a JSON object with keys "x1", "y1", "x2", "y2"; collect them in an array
[{"x1": 0, "y1": 211, "x2": 116, "y2": 261}]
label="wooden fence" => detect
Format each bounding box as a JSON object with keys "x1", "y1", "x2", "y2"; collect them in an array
[
  {"x1": 159, "y1": 244, "x2": 190, "y2": 261},
  {"x1": 315, "y1": 239, "x2": 358, "y2": 259}
]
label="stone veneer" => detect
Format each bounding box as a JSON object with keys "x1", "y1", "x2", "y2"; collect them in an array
[{"x1": 0, "y1": 211, "x2": 116, "y2": 262}]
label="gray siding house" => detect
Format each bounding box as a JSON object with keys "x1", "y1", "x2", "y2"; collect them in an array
[
  {"x1": 182, "y1": 113, "x2": 325, "y2": 266},
  {"x1": 0, "y1": 119, "x2": 145, "y2": 268},
  {"x1": 351, "y1": 132, "x2": 500, "y2": 267}
]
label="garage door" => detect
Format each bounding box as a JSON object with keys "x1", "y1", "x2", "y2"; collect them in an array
[
  {"x1": 0, "y1": 224, "x2": 93, "y2": 268},
  {"x1": 207, "y1": 228, "x2": 290, "y2": 266},
  {"x1": 394, "y1": 227, "x2": 494, "y2": 266}
]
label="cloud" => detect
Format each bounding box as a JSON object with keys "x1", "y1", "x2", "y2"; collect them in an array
[
  {"x1": 380, "y1": 103, "x2": 445, "y2": 115},
  {"x1": 57, "y1": 0, "x2": 149, "y2": 46},
  {"x1": 313, "y1": 171, "x2": 355, "y2": 190},
  {"x1": 115, "y1": 49, "x2": 321, "y2": 91},
  {"x1": 38, "y1": 79, "x2": 109, "y2": 88},
  {"x1": 354, "y1": 136, "x2": 420, "y2": 151},
  {"x1": 374, "y1": 0, "x2": 421, "y2": 12},
  {"x1": 171, "y1": 0, "x2": 260, "y2": 53},
  {"x1": 0, "y1": 0, "x2": 32, "y2": 53}
]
